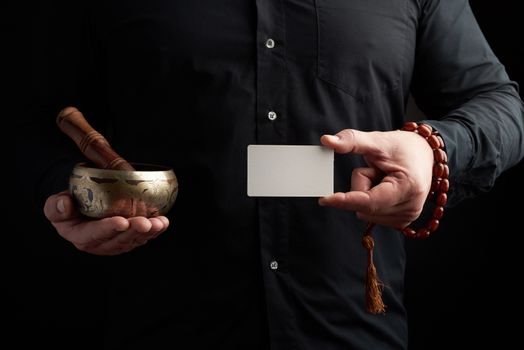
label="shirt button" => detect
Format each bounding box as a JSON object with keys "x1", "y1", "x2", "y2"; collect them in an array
[
  {"x1": 268, "y1": 111, "x2": 278, "y2": 121},
  {"x1": 269, "y1": 260, "x2": 279, "y2": 270},
  {"x1": 265, "y1": 38, "x2": 275, "y2": 49}
]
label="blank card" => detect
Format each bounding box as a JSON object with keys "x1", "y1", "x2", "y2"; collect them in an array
[{"x1": 247, "y1": 145, "x2": 334, "y2": 197}]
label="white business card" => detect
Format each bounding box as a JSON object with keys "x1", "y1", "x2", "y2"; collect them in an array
[{"x1": 247, "y1": 145, "x2": 334, "y2": 197}]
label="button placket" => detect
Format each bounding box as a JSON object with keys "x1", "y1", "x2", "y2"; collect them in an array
[{"x1": 255, "y1": 1, "x2": 293, "y2": 347}]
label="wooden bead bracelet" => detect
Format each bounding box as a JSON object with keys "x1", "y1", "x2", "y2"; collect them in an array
[
  {"x1": 363, "y1": 121, "x2": 449, "y2": 314},
  {"x1": 400, "y1": 121, "x2": 449, "y2": 238}
]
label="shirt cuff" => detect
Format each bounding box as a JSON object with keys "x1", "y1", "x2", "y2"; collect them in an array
[{"x1": 420, "y1": 118, "x2": 474, "y2": 206}]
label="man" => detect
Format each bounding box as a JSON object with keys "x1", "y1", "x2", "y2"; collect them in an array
[{"x1": 33, "y1": 0, "x2": 524, "y2": 349}]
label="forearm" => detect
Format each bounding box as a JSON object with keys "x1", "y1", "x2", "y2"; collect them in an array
[
  {"x1": 425, "y1": 85, "x2": 524, "y2": 204},
  {"x1": 411, "y1": 0, "x2": 524, "y2": 205}
]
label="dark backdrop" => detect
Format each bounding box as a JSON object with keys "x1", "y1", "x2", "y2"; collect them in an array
[
  {"x1": 13, "y1": 1, "x2": 523, "y2": 349},
  {"x1": 405, "y1": 1, "x2": 523, "y2": 348}
]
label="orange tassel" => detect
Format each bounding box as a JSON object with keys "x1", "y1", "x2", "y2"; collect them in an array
[{"x1": 362, "y1": 223, "x2": 386, "y2": 314}]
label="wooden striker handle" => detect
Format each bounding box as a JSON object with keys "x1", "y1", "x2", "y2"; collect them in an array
[{"x1": 56, "y1": 107, "x2": 135, "y2": 171}]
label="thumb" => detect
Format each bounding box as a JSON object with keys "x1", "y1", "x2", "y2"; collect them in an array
[
  {"x1": 320, "y1": 129, "x2": 382, "y2": 155},
  {"x1": 44, "y1": 191, "x2": 78, "y2": 223}
]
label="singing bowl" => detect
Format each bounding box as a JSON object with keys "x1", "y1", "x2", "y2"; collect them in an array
[{"x1": 69, "y1": 163, "x2": 178, "y2": 218}]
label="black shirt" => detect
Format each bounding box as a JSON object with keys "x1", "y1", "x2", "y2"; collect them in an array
[{"x1": 28, "y1": 0, "x2": 524, "y2": 349}]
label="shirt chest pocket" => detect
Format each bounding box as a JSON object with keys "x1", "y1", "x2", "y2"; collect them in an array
[{"x1": 315, "y1": 0, "x2": 408, "y2": 102}]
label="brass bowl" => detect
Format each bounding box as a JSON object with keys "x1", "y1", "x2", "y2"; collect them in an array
[{"x1": 69, "y1": 163, "x2": 178, "y2": 218}]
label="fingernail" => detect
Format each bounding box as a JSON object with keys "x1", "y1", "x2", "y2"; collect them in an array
[{"x1": 57, "y1": 198, "x2": 65, "y2": 213}]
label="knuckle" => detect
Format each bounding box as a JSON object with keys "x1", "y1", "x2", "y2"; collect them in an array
[
  {"x1": 337, "y1": 129, "x2": 353, "y2": 139},
  {"x1": 408, "y1": 178, "x2": 428, "y2": 198},
  {"x1": 413, "y1": 186, "x2": 427, "y2": 198},
  {"x1": 351, "y1": 168, "x2": 362, "y2": 178}
]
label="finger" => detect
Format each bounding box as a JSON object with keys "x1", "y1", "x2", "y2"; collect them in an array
[
  {"x1": 319, "y1": 192, "x2": 350, "y2": 208},
  {"x1": 128, "y1": 217, "x2": 153, "y2": 233},
  {"x1": 44, "y1": 191, "x2": 79, "y2": 223},
  {"x1": 102, "y1": 217, "x2": 150, "y2": 245},
  {"x1": 348, "y1": 181, "x2": 400, "y2": 214},
  {"x1": 354, "y1": 193, "x2": 425, "y2": 226},
  {"x1": 320, "y1": 178, "x2": 406, "y2": 215},
  {"x1": 355, "y1": 209, "x2": 420, "y2": 229},
  {"x1": 149, "y1": 216, "x2": 170, "y2": 239},
  {"x1": 96, "y1": 217, "x2": 155, "y2": 254},
  {"x1": 149, "y1": 217, "x2": 164, "y2": 233},
  {"x1": 156, "y1": 215, "x2": 170, "y2": 228},
  {"x1": 54, "y1": 215, "x2": 129, "y2": 245},
  {"x1": 89, "y1": 217, "x2": 130, "y2": 243},
  {"x1": 98, "y1": 216, "x2": 168, "y2": 252},
  {"x1": 320, "y1": 129, "x2": 384, "y2": 155},
  {"x1": 319, "y1": 191, "x2": 379, "y2": 211},
  {"x1": 130, "y1": 217, "x2": 165, "y2": 244},
  {"x1": 351, "y1": 167, "x2": 383, "y2": 192}
]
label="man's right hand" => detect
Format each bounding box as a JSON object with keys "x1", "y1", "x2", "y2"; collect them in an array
[{"x1": 44, "y1": 191, "x2": 170, "y2": 256}]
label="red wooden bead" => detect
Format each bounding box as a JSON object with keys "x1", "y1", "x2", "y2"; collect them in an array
[
  {"x1": 417, "y1": 228, "x2": 431, "y2": 239},
  {"x1": 433, "y1": 206, "x2": 444, "y2": 219},
  {"x1": 433, "y1": 163, "x2": 445, "y2": 178},
  {"x1": 436, "y1": 192, "x2": 448, "y2": 206},
  {"x1": 442, "y1": 164, "x2": 449, "y2": 179},
  {"x1": 428, "y1": 135, "x2": 440, "y2": 149},
  {"x1": 402, "y1": 227, "x2": 417, "y2": 238},
  {"x1": 437, "y1": 136, "x2": 445, "y2": 148},
  {"x1": 439, "y1": 179, "x2": 449, "y2": 192},
  {"x1": 433, "y1": 149, "x2": 447, "y2": 163},
  {"x1": 397, "y1": 122, "x2": 450, "y2": 240},
  {"x1": 418, "y1": 124, "x2": 432, "y2": 138},
  {"x1": 403, "y1": 122, "x2": 418, "y2": 131},
  {"x1": 427, "y1": 219, "x2": 440, "y2": 232}
]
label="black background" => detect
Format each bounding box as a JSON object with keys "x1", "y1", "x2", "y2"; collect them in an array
[
  {"x1": 405, "y1": 2, "x2": 523, "y2": 349},
  {"x1": 13, "y1": 1, "x2": 523, "y2": 349}
]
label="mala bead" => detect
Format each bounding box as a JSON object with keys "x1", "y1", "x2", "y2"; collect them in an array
[
  {"x1": 402, "y1": 227, "x2": 417, "y2": 239},
  {"x1": 427, "y1": 219, "x2": 440, "y2": 232},
  {"x1": 434, "y1": 148, "x2": 447, "y2": 163},
  {"x1": 400, "y1": 122, "x2": 449, "y2": 239},
  {"x1": 433, "y1": 206, "x2": 444, "y2": 220}
]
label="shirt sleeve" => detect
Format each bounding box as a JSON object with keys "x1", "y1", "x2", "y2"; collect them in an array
[{"x1": 410, "y1": 0, "x2": 524, "y2": 205}]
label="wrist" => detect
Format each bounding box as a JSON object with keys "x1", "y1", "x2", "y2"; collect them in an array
[{"x1": 400, "y1": 122, "x2": 449, "y2": 238}]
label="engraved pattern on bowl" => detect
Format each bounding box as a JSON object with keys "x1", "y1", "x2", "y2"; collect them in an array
[{"x1": 69, "y1": 163, "x2": 178, "y2": 218}]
